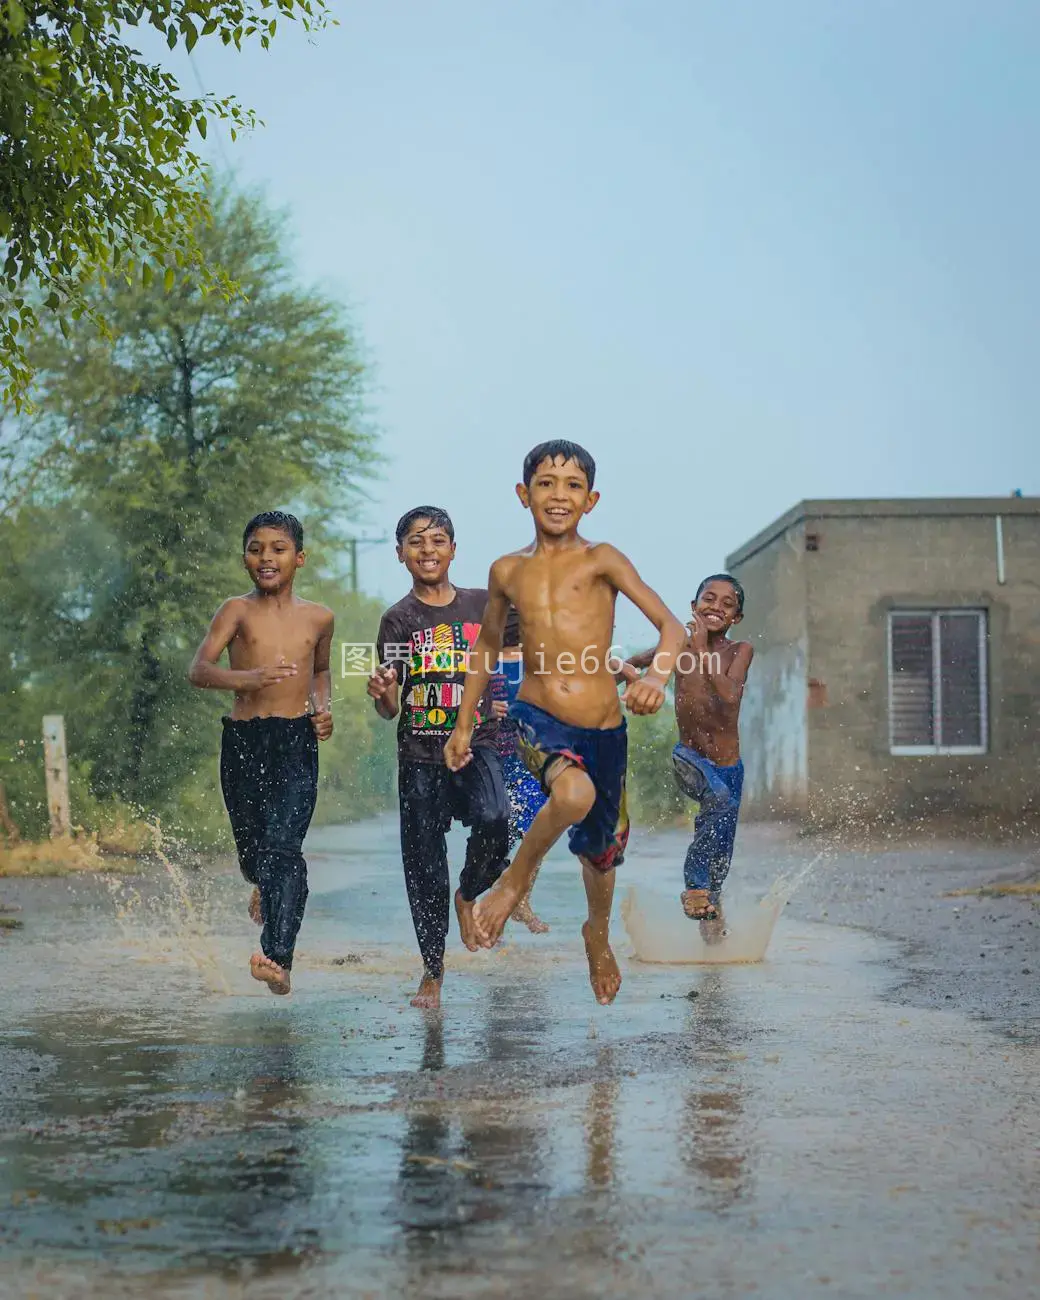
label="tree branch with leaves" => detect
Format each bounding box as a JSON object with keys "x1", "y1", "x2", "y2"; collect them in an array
[{"x1": 0, "y1": 0, "x2": 332, "y2": 408}]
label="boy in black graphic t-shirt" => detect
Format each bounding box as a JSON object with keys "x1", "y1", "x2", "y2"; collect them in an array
[{"x1": 369, "y1": 506, "x2": 509, "y2": 1009}]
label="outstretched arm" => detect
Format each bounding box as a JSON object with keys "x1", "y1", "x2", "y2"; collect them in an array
[
  {"x1": 444, "y1": 562, "x2": 510, "y2": 770},
  {"x1": 600, "y1": 547, "x2": 686, "y2": 715},
  {"x1": 310, "y1": 611, "x2": 335, "y2": 740},
  {"x1": 369, "y1": 613, "x2": 402, "y2": 720},
  {"x1": 628, "y1": 624, "x2": 695, "y2": 676},
  {"x1": 368, "y1": 667, "x2": 400, "y2": 720},
  {"x1": 624, "y1": 648, "x2": 656, "y2": 671},
  {"x1": 188, "y1": 600, "x2": 298, "y2": 693}
]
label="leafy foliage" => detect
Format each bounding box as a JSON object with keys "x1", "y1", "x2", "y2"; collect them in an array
[
  {"x1": 0, "y1": 186, "x2": 390, "y2": 844},
  {"x1": 0, "y1": 0, "x2": 332, "y2": 407},
  {"x1": 625, "y1": 696, "x2": 690, "y2": 831}
]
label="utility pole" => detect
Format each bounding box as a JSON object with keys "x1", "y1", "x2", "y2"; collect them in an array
[{"x1": 345, "y1": 536, "x2": 388, "y2": 594}]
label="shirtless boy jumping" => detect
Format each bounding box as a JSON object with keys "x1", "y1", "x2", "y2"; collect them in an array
[
  {"x1": 189, "y1": 511, "x2": 334, "y2": 995},
  {"x1": 629, "y1": 574, "x2": 752, "y2": 929},
  {"x1": 444, "y1": 441, "x2": 686, "y2": 1005}
]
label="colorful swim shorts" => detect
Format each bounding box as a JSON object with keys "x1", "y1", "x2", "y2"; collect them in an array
[{"x1": 511, "y1": 700, "x2": 629, "y2": 871}]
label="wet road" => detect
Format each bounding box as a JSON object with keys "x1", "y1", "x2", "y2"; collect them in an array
[{"x1": 0, "y1": 817, "x2": 1037, "y2": 1299}]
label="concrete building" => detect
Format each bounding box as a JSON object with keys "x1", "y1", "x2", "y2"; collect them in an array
[{"x1": 726, "y1": 498, "x2": 1040, "y2": 823}]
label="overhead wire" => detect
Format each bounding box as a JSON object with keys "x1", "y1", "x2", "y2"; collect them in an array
[{"x1": 187, "y1": 51, "x2": 235, "y2": 176}]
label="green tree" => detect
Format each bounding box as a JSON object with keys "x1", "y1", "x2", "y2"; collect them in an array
[
  {"x1": 0, "y1": 186, "x2": 375, "y2": 833},
  {"x1": 0, "y1": 0, "x2": 331, "y2": 407},
  {"x1": 625, "y1": 696, "x2": 689, "y2": 831},
  {"x1": 294, "y1": 574, "x2": 397, "y2": 828}
]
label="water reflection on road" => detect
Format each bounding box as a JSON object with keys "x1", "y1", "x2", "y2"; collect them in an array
[{"x1": 0, "y1": 816, "x2": 1037, "y2": 1298}]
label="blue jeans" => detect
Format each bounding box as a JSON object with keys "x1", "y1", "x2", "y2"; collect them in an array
[{"x1": 672, "y1": 743, "x2": 744, "y2": 904}]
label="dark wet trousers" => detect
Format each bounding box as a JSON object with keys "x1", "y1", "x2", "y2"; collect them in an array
[
  {"x1": 220, "y1": 716, "x2": 318, "y2": 971},
  {"x1": 398, "y1": 748, "x2": 510, "y2": 981}
]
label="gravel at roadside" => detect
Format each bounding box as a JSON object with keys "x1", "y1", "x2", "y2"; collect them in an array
[{"x1": 741, "y1": 823, "x2": 1040, "y2": 1042}]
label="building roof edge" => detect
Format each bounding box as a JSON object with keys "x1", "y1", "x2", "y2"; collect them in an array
[{"x1": 725, "y1": 497, "x2": 1040, "y2": 568}]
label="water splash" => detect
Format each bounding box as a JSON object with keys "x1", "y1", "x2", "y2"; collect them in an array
[
  {"x1": 103, "y1": 821, "x2": 232, "y2": 994},
  {"x1": 621, "y1": 852, "x2": 827, "y2": 965},
  {"x1": 759, "y1": 851, "x2": 828, "y2": 911}
]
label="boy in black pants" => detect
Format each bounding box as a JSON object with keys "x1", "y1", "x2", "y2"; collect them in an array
[
  {"x1": 189, "y1": 511, "x2": 335, "y2": 995},
  {"x1": 368, "y1": 506, "x2": 509, "y2": 1010}
]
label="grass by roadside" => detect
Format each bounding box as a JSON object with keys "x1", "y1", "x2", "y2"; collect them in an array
[
  {"x1": 0, "y1": 804, "x2": 159, "y2": 879},
  {"x1": 0, "y1": 833, "x2": 143, "y2": 878}
]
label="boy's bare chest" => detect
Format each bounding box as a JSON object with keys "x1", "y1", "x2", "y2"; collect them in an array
[
  {"x1": 676, "y1": 669, "x2": 718, "y2": 713},
  {"x1": 512, "y1": 555, "x2": 610, "y2": 613},
  {"x1": 236, "y1": 610, "x2": 317, "y2": 662},
  {"x1": 676, "y1": 644, "x2": 740, "y2": 711}
]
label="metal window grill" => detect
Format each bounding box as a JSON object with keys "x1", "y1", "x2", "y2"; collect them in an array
[{"x1": 888, "y1": 610, "x2": 988, "y2": 755}]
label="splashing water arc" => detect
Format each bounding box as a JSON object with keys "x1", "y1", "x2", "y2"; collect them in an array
[{"x1": 621, "y1": 854, "x2": 825, "y2": 964}]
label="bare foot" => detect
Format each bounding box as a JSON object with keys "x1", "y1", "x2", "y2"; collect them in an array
[
  {"x1": 681, "y1": 888, "x2": 718, "y2": 921},
  {"x1": 250, "y1": 951, "x2": 290, "y2": 995},
  {"x1": 472, "y1": 863, "x2": 528, "y2": 947},
  {"x1": 455, "y1": 890, "x2": 481, "y2": 951},
  {"x1": 582, "y1": 922, "x2": 622, "y2": 1005},
  {"x1": 511, "y1": 895, "x2": 550, "y2": 934},
  {"x1": 248, "y1": 887, "x2": 262, "y2": 926},
  {"x1": 410, "y1": 971, "x2": 443, "y2": 1010}
]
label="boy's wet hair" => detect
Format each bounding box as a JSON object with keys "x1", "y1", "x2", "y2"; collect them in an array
[
  {"x1": 696, "y1": 573, "x2": 745, "y2": 615},
  {"x1": 395, "y1": 506, "x2": 455, "y2": 546},
  {"x1": 522, "y1": 440, "x2": 596, "y2": 489},
  {"x1": 243, "y1": 511, "x2": 303, "y2": 552}
]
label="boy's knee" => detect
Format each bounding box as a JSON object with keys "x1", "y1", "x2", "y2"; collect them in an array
[
  {"x1": 549, "y1": 765, "x2": 596, "y2": 822},
  {"x1": 255, "y1": 840, "x2": 304, "y2": 874},
  {"x1": 580, "y1": 855, "x2": 617, "y2": 877},
  {"x1": 471, "y1": 814, "x2": 508, "y2": 851}
]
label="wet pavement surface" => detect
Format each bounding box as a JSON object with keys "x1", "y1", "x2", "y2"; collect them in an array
[{"x1": 1, "y1": 817, "x2": 1038, "y2": 1299}]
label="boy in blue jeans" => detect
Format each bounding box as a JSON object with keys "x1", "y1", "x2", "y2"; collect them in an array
[{"x1": 628, "y1": 575, "x2": 753, "y2": 931}]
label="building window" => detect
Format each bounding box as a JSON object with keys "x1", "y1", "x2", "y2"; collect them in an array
[{"x1": 888, "y1": 610, "x2": 988, "y2": 755}]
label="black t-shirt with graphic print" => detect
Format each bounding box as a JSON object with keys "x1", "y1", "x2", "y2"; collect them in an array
[{"x1": 376, "y1": 586, "x2": 498, "y2": 764}]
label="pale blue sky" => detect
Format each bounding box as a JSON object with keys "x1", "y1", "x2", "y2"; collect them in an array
[{"x1": 161, "y1": 0, "x2": 1038, "y2": 641}]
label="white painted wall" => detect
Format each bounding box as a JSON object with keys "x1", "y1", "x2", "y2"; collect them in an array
[{"x1": 740, "y1": 639, "x2": 808, "y2": 814}]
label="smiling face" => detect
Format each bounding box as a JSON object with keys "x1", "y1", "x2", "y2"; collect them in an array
[
  {"x1": 694, "y1": 579, "x2": 742, "y2": 633},
  {"x1": 516, "y1": 455, "x2": 599, "y2": 537},
  {"x1": 398, "y1": 516, "x2": 456, "y2": 588},
  {"x1": 243, "y1": 526, "x2": 304, "y2": 592}
]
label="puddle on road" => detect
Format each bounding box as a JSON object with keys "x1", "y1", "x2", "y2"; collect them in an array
[{"x1": 1, "y1": 822, "x2": 1038, "y2": 1299}]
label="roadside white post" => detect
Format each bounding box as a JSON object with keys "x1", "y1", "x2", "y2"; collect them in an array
[{"x1": 42, "y1": 715, "x2": 71, "y2": 838}]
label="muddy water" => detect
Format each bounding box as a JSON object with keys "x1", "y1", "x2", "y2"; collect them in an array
[{"x1": 0, "y1": 817, "x2": 1037, "y2": 1299}]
